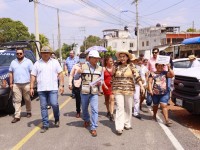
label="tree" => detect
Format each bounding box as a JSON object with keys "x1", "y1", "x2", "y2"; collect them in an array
[
  {"x1": 0, "y1": 18, "x2": 30, "y2": 44},
  {"x1": 30, "y1": 33, "x2": 49, "y2": 46},
  {"x1": 186, "y1": 28, "x2": 197, "y2": 32},
  {"x1": 80, "y1": 35, "x2": 102, "y2": 52},
  {"x1": 55, "y1": 43, "x2": 74, "y2": 59},
  {"x1": 100, "y1": 46, "x2": 116, "y2": 58}
]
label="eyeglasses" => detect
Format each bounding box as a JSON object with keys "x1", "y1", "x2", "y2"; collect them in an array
[
  {"x1": 152, "y1": 52, "x2": 158, "y2": 54},
  {"x1": 16, "y1": 53, "x2": 23, "y2": 55}
]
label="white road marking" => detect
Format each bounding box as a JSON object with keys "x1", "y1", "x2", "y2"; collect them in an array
[{"x1": 148, "y1": 108, "x2": 184, "y2": 150}]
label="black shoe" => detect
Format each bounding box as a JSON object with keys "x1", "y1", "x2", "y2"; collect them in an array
[
  {"x1": 106, "y1": 112, "x2": 111, "y2": 117},
  {"x1": 27, "y1": 113, "x2": 32, "y2": 118},
  {"x1": 40, "y1": 127, "x2": 48, "y2": 133},
  {"x1": 55, "y1": 120, "x2": 60, "y2": 127},
  {"x1": 110, "y1": 114, "x2": 114, "y2": 121},
  {"x1": 134, "y1": 115, "x2": 142, "y2": 120},
  {"x1": 71, "y1": 95, "x2": 75, "y2": 99},
  {"x1": 47, "y1": 105, "x2": 51, "y2": 109}
]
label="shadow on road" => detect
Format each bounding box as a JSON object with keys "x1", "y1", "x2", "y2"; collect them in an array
[
  {"x1": 27, "y1": 119, "x2": 58, "y2": 128},
  {"x1": 99, "y1": 119, "x2": 115, "y2": 134},
  {"x1": 66, "y1": 120, "x2": 83, "y2": 128},
  {"x1": 63, "y1": 111, "x2": 77, "y2": 118}
]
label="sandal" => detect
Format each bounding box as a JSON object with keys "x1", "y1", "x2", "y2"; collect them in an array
[{"x1": 165, "y1": 121, "x2": 172, "y2": 127}]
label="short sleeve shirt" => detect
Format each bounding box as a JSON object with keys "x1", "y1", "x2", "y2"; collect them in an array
[
  {"x1": 31, "y1": 58, "x2": 62, "y2": 91},
  {"x1": 9, "y1": 57, "x2": 33, "y2": 84},
  {"x1": 65, "y1": 56, "x2": 79, "y2": 73}
]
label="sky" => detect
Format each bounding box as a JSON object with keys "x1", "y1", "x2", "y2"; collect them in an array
[{"x1": 0, "y1": 0, "x2": 200, "y2": 49}]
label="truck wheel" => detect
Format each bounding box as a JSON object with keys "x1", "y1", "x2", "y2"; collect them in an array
[{"x1": 6, "y1": 96, "x2": 15, "y2": 114}]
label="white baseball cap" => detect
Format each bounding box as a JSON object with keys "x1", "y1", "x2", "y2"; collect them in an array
[{"x1": 88, "y1": 50, "x2": 101, "y2": 58}]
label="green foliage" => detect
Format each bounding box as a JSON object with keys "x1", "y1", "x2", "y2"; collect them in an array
[
  {"x1": 0, "y1": 18, "x2": 30, "y2": 44},
  {"x1": 186, "y1": 28, "x2": 197, "y2": 32},
  {"x1": 80, "y1": 35, "x2": 102, "y2": 52},
  {"x1": 29, "y1": 33, "x2": 49, "y2": 46},
  {"x1": 55, "y1": 43, "x2": 75, "y2": 59},
  {"x1": 99, "y1": 46, "x2": 116, "y2": 58}
]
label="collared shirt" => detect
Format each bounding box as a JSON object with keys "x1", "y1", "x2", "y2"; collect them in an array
[
  {"x1": 9, "y1": 57, "x2": 33, "y2": 84},
  {"x1": 148, "y1": 57, "x2": 168, "y2": 72},
  {"x1": 148, "y1": 57, "x2": 157, "y2": 72},
  {"x1": 31, "y1": 58, "x2": 62, "y2": 91},
  {"x1": 65, "y1": 56, "x2": 79, "y2": 73}
]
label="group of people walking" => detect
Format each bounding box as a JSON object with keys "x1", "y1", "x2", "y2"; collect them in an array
[{"x1": 9, "y1": 46, "x2": 175, "y2": 136}]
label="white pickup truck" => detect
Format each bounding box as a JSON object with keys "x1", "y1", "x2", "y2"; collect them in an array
[{"x1": 172, "y1": 58, "x2": 200, "y2": 114}]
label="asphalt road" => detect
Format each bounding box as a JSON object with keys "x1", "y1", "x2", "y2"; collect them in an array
[{"x1": 0, "y1": 77, "x2": 200, "y2": 150}]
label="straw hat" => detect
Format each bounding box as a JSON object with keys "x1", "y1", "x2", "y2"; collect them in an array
[
  {"x1": 40, "y1": 46, "x2": 52, "y2": 53},
  {"x1": 131, "y1": 54, "x2": 136, "y2": 61},
  {"x1": 188, "y1": 55, "x2": 196, "y2": 60},
  {"x1": 115, "y1": 50, "x2": 133, "y2": 60}
]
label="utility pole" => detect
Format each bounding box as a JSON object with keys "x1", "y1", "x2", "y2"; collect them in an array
[
  {"x1": 192, "y1": 21, "x2": 195, "y2": 32},
  {"x1": 80, "y1": 27, "x2": 86, "y2": 51},
  {"x1": 135, "y1": 0, "x2": 139, "y2": 57},
  {"x1": 34, "y1": 0, "x2": 40, "y2": 60},
  {"x1": 52, "y1": 34, "x2": 55, "y2": 51},
  {"x1": 57, "y1": 9, "x2": 62, "y2": 62}
]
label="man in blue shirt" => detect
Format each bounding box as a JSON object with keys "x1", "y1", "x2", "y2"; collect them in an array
[
  {"x1": 64, "y1": 50, "x2": 79, "y2": 98},
  {"x1": 9, "y1": 48, "x2": 33, "y2": 123}
]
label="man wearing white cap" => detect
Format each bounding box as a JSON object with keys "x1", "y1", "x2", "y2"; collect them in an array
[
  {"x1": 188, "y1": 55, "x2": 200, "y2": 67},
  {"x1": 77, "y1": 50, "x2": 103, "y2": 137}
]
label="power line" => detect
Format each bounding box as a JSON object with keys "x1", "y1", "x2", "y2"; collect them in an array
[
  {"x1": 142, "y1": 0, "x2": 185, "y2": 16},
  {"x1": 78, "y1": 0, "x2": 129, "y2": 24},
  {"x1": 36, "y1": 1, "x2": 122, "y2": 25}
]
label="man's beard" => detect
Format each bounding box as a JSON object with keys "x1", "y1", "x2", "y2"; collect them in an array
[{"x1": 17, "y1": 56, "x2": 24, "y2": 61}]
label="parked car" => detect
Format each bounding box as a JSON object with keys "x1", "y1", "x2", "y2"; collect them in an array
[
  {"x1": 172, "y1": 58, "x2": 200, "y2": 114},
  {"x1": 0, "y1": 41, "x2": 40, "y2": 113}
]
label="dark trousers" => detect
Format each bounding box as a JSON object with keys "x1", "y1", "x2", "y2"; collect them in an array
[{"x1": 73, "y1": 87, "x2": 81, "y2": 113}]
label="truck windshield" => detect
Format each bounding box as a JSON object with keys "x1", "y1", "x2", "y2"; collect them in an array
[{"x1": 0, "y1": 52, "x2": 16, "y2": 66}]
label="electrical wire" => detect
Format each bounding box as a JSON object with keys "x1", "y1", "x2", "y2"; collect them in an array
[
  {"x1": 36, "y1": 1, "x2": 122, "y2": 25},
  {"x1": 142, "y1": 0, "x2": 185, "y2": 16}
]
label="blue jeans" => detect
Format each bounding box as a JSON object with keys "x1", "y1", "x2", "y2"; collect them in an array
[
  {"x1": 146, "y1": 92, "x2": 152, "y2": 106},
  {"x1": 81, "y1": 94, "x2": 98, "y2": 130},
  {"x1": 38, "y1": 90, "x2": 60, "y2": 128}
]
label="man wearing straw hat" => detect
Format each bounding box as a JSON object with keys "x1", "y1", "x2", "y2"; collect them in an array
[
  {"x1": 188, "y1": 55, "x2": 200, "y2": 67},
  {"x1": 30, "y1": 46, "x2": 64, "y2": 133}
]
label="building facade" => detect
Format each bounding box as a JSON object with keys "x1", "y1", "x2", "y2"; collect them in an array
[
  {"x1": 139, "y1": 24, "x2": 200, "y2": 58},
  {"x1": 102, "y1": 28, "x2": 137, "y2": 55}
]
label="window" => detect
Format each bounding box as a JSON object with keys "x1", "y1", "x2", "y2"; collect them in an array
[
  {"x1": 142, "y1": 41, "x2": 145, "y2": 47},
  {"x1": 146, "y1": 41, "x2": 149, "y2": 46},
  {"x1": 130, "y1": 43, "x2": 134, "y2": 47}
]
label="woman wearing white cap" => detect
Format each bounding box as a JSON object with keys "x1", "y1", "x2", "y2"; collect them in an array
[{"x1": 112, "y1": 50, "x2": 145, "y2": 135}]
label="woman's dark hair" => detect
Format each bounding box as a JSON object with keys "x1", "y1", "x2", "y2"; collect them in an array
[
  {"x1": 104, "y1": 56, "x2": 112, "y2": 66},
  {"x1": 79, "y1": 52, "x2": 86, "y2": 59},
  {"x1": 155, "y1": 63, "x2": 164, "y2": 67}
]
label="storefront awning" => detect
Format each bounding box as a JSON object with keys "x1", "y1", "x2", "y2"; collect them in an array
[{"x1": 182, "y1": 37, "x2": 200, "y2": 44}]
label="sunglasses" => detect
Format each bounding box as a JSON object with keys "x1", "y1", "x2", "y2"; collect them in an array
[
  {"x1": 152, "y1": 52, "x2": 158, "y2": 54},
  {"x1": 16, "y1": 53, "x2": 23, "y2": 55}
]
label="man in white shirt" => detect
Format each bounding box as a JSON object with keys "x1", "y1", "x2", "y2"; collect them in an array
[
  {"x1": 30, "y1": 46, "x2": 64, "y2": 133},
  {"x1": 188, "y1": 55, "x2": 200, "y2": 67}
]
